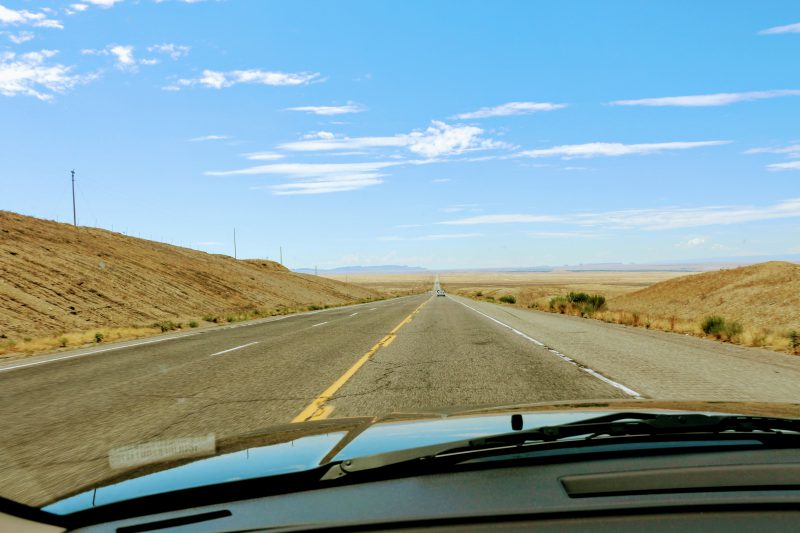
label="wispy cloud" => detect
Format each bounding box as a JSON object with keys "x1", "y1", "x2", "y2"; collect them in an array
[
  {"x1": 279, "y1": 121, "x2": 508, "y2": 159},
  {"x1": 680, "y1": 237, "x2": 707, "y2": 247},
  {"x1": 744, "y1": 144, "x2": 800, "y2": 157},
  {"x1": 759, "y1": 22, "x2": 800, "y2": 35},
  {"x1": 206, "y1": 161, "x2": 400, "y2": 195},
  {"x1": 147, "y1": 43, "x2": 190, "y2": 60},
  {"x1": 171, "y1": 69, "x2": 320, "y2": 90},
  {"x1": 746, "y1": 143, "x2": 800, "y2": 171},
  {"x1": 286, "y1": 102, "x2": 365, "y2": 115},
  {"x1": 83, "y1": 0, "x2": 124, "y2": 8},
  {"x1": 610, "y1": 90, "x2": 800, "y2": 107},
  {"x1": 519, "y1": 141, "x2": 730, "y2": 159},
  {"x1": 82, "y1": 44, "x2": 156, "y2": 71},
  {"x1": 432, "y1": 178, "x2": 452, "y2": 183},
  {"x1": 5, "y1": 30, "x2": 34, "y2": 43},
  {"x1": 302, "y1": 131, "x2": 335, "y2": 140},
  {"x1": 0, "y1": 50, "x2": 93, "y2": 100},
  {"x1": 767, "y1": 161, "x2": 800, "y2": 171},
  {"x1": 65, "y1": 4, "x2": 89, "y2": 15},
  {"x1": 241, "y1": 151, "x2": 284, "y2": 160},
  {"x1": 0, "y1": 4, "x2": 63, "y2": 29},
  {"x1": 441, "y1": 199, "x2": 800, "y2": 230},
  {"x1": 453, "y1": 101, "x2": 566, "y2": 119},
  {"x1": 188, "y1": 134, "x2": 229, "y2": 142}
]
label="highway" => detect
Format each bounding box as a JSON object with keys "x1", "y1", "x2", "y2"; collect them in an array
[{"x1": 3, "y1": 283, "x2": 800, "y2": 507}]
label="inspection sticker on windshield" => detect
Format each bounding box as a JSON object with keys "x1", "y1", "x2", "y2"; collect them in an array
[{"x1": 109, "y1": 434, "x2": 216, "y2": 470}]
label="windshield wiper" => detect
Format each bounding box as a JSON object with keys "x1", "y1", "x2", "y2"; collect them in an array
[{"x1": 324, "y1": 413, "x2": 800, "y2": 480}]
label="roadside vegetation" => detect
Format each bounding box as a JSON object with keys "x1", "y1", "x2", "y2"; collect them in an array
[
  {"x1": 0, "y1": 295, "x2": 390, "y2": 360},
  {"x1": 548, "y1": 292, "x2": 607, "y2": 316},
  {"x1": 457, "y1": 288, "x2": 798, "y2": 355}
]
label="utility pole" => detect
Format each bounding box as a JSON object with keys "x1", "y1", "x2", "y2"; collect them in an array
[
  {"x1": 315, "y1": 265, "x2": 318, "y2": 276},
  {"x1": 71, "y1": 170, "x2": 77, "y2": 227},
  {"x1": 280, "y1": 246, "x2": 283, "y2": 265},
  {"x1": 233, "y1": 228, "x2": 237, "y2": 259}
]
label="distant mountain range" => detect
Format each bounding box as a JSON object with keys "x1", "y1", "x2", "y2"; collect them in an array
[
  {"x1": 295, "y1": 254, "x2": 800, "y2": 275},
  {"x1": 294, "y1": 265, "x2": 429, "y2": 274}
]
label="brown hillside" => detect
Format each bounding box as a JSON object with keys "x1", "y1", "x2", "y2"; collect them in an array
[
  {"x1": 610, "y1": 261, "x2": 800, "y2": 332},
  {"x1": 0, "y1": 210, "x2": 378, "y2": 338}
]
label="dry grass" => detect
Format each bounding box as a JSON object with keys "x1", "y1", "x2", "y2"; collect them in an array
[
  {"x1": 0, "y1": 326, "x2": 164, "y2": 358},
  {"x1": 440, "y1": 271, "x2": 687, "y2": 307},
  {"x1": 0, "y1": 210, "x2": 383, "y2": 358},
  {"x1": 0, "y1": 295, "x2": 390, "y2": 360},
  {"x1": 440, "y1": 264, "x2": 799, "y2": 355},
  {"x1": 0, "y1": 210, "x2": 380, "y2": 339}
]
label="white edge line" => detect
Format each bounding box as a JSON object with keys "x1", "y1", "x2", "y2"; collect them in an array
[
  {"x1": 453, "y1": 297, "x2": 643, "y2": 399},
  {"x1": 0, "y1": 294, "x2": 424, "y2": 373},
  {"x1": 311, "y1": 322, "x2": 328, "y2": 327},
  {"x1": 210, "y1": 341, "x2": 260, "y2": 356},
  {"x1": 0, "y1": 333, "x2": 201, "y2": 373},
  {"x1": 349, "y1": 313, "x2": 359, "y2": 317}
]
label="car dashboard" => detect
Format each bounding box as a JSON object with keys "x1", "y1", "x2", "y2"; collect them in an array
[{"x1": 69, "y1": 446, "x2": 800, "y2": 532}]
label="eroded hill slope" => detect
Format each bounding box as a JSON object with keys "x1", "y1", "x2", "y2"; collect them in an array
[
  {"x1": 611, "y1": 261, "x2": 799, "y2": 332},
  {"x1": 0, "y1": 211, "x2": 379, "y2": 339}
]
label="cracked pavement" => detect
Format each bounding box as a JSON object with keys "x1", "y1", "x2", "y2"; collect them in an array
[{"x1": 4, "y1": 289, "x2": 799, "y2": 508}]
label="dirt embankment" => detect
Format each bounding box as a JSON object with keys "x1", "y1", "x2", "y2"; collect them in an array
[
  {"x1": 444, "y1": 263, "x2": 799, "y2": 353},
  {"x1": 0, "y1": 210, "x2": 380, "y2": 346},
  {"x1": 610, "y1": 261, "x2": 799, "y2": 333}
]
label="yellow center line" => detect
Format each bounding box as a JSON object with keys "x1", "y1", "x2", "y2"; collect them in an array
[{"x1": 292, "y1": 297, "x2": 431, "y2": 423}]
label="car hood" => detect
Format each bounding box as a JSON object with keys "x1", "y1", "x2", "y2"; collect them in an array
[{"x1": 43, "y1": 399, "x2": 800, "y2": 515}]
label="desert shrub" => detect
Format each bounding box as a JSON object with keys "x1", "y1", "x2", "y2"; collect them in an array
[
  {"x1": 563, "y1": 292, "x2": 606, "y2": 315},
  {"x1": 485, "y1": 296, "x2": 495, "y2": 302},
  {"x1": 789, "y1": 330, "x2": 800, "y2": 354},
  {"x1": 701, "y1": 316, "x2": 726, "y2": 336},
  {"x1": 154, "y1": 321, "x2": 180, "y2": 332},
  {"x1": 566, "y1": 292, "x2": 590, "y2": 303},
  {"x1": 189, "y1": 320, "x2": 199, "y2": 328},
  {"x1": 528, "y1": 302, "x2": 539, "y2": 309},
  {"x1": 549, "y1": 296, "x2": 569, "y2": 313},
  {"x1": 724, "y1": 320, "x2": 743, "y2": 341},
  {"x1": 94, "y1": 332, "x2": 104, "y2": 343},
  {"x1": 226, "y1": 316, "x2": 236, "y2": 323},
  {"x1": 476, "y1": 291, "x2": 483, "y2": 297},
  {"x1": 58, "y1": 337, "x2": 68, "y2": 347},
  {"x1": 308, "y1": 305, "x2": 324, "y2": 311},
  {"x1": 499, "y1": 295, "x2": 516, "y2": 304}
]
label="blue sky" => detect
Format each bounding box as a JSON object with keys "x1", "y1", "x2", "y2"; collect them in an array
[{"x1": 1, "y1": 1, "x2": 799, "y2": 269}]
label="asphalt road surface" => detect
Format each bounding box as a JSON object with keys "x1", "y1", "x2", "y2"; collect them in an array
[{"x1": 3, "y1": 287, "x2": 800, "y2": 507}]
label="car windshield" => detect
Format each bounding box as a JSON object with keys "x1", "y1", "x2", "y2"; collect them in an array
[{"x1": 1, "y1": 0, "x2": 799, "y2": 515}]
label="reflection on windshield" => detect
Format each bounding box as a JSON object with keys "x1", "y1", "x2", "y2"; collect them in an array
[
  {"x1": 45, "y1": 432, "x2": 347, "y2": 515},
  {"x1": 108, "y1": 434, "x2": 216, "y2": 470}
]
